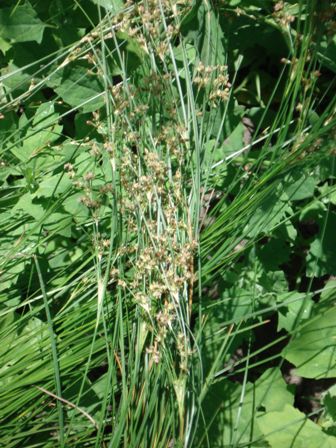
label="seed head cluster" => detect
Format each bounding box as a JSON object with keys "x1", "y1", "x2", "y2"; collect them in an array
[
  {"x1": 194, "y1": 63, "x2": 231, "y2": 107},
  {"x1": 273, "y1": 2, "x2": 295, "y2": 27},
  {"x1": 61, "y1": 0, "x2": 198, "y2": 373}
]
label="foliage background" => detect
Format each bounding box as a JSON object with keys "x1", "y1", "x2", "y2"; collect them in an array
[{"x1": 1, "y1": 0, "x2": 336, "y2": 447}]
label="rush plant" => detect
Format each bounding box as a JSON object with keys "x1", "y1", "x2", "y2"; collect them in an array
[{"x1": 0, "y1": 1, "x2": 336, "y2": 447}]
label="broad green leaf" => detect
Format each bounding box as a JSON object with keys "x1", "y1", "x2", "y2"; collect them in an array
[
  {"x1": 283, "y1": 307, "x2": 336, "y2": 379},
  {"x1": 13, "y1": 193, "x2": 44, "y2": 220},
  {"x1": 324, "y1": 384, "x2": 336, "y2": 420},
  {"x1": 222, "y1": 122, "x2": 245, "y2": 155},
  {"x1": 63, "y1": 192, "x2": 89, "y2": 223},
  {"x1": 319, "y1": 155, "x2": 336, "y2": 182},
  {"x1": 259, "y1": 269, "x2": 287, "y2": 294},
  {"x1": 277, "y1": 292, "x2": 313, "y2": 332},
  {"x1": 245, "y1": 186, "x2": 292, "y2": 238},
  {"x1": 299, "y1": 200, "x2": 326, "y2": 221},
  {"x1": 319, "y1": 280, "x2": 336, "y2": 310},
  {"x1": 258, "y1": 404, "x2": 336, "y2": 448},
  {"x1": 196, "y1": 379, "x2": 256, "y2": 447},
  {"x1": 63, "y1": 377, "x2": 101, "y2": 417},
  {"x1": 180, "y1": 2, "x2": 205, "y2": 43},
  {"x1": 1, "y1": 61, "x2": 32, "y2": 93},
  {"x1": 199, "y1": 368, "x2": 293, "y2": 447},
  {"x1": 173, "y1": 43, "x2": 197, "y2": 79},
  {"x1": 254, "y1": 368, "x2": 294, "y2": 412},
  {"x1": 91, "y1": 372, "x2": 108, "y2": 398},
  {"x1": 90, "y1": 0, "x2": 124, "y2": 12},
  {"x1": 54, "y1": 63, "x2": 105, "y2": 113},
  {"x1": 116, "y1": 31, "x2": 146, "y2": 71},
  {"x1": 201, "y1": 293, "x2": 251, "y2": 376},
  {"x1": 201, "y1": 6, "x2": 226, "y2": 66},
  {"x1": 0, "y1": 3, "x2": 46, "y2": 44},
  {"x1": 319, "y1": 183, "x2": 336, "y2": 206},
  {"x1": 0, "y1": 36, "x2": 11, "y2": 54},
  {"x1": 11, "y1": 102, "x2": 62, "y2": 162},
  {"x1": 44, "y1": 212, "x2": 72, "y2": 238},
  {"x1": 48, "y1": 245, "x2": 82, "y2": 270},
  {"x1": 203, "y1": 122, "x2": 244, "y2": 169},
  {"x1": 0, "y1": 260, "x2": 26, "y2": 294},
  {"x1": 307, "y1": 212, "x2": 336, "y2": 277},
  {"x1": 33, "y1": 173, "x2": 72, "y2": 198},
  {"x1": 0, "y1": 312, "x2": 49, "y2": 387},
  {"x1": 257, "y1": 238, "x2": 290, "y2": 270},
  {"x1": 320, "y1": 384, "x2": 336, "y2": 436},
  {"x1": 284, "y1": 173, "x2": 316, "y2": 201}
]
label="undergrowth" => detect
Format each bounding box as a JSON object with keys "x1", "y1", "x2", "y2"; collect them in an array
[{"x1": 0, "y1": 0, "x2": 336, "y2": 447}]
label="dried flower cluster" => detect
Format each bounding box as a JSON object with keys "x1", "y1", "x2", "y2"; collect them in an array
[
  {"x1": 116, "y1": 128, "x2": 196, "y2": 368},
  {"x1": 112, "y1": 0, "x2": 190, "y2": 59},
  {"x1": 104, "y1": 64, "x2": 195, "y2": 370},
  {"x1": 194, "y1": 62, "x2": 231, "y2": 107},
  {"x1": 61, "y1": 0, "x2": 198, "y2": 374},
  {"x1": 273, "y1": 1, "x2": 295, "y2": 27}
]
